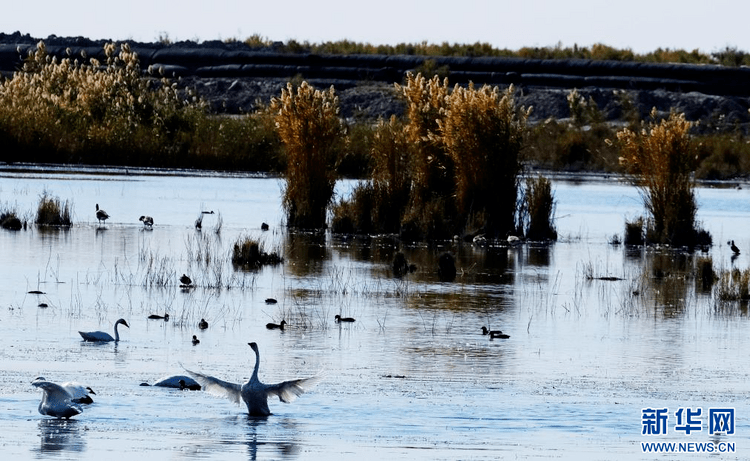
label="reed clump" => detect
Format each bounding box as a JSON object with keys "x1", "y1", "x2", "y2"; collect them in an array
[
  {"x1": 439, "y1": 83, "x2": 530, "y2": 237},
  {"x1": 520, "y1": 175, "x2": 557, "y2": 241},
  {"x1": 624, "y1": 217, "x2": 645, "y2": 245},
  {"x1": 331, "y1": 73, "x2": 530, "y2": 241},
  {"x1": 231, "y1": 236, "x2": 283, "y2": 268},
  {"x1": 331, "y1": 115, "x2": 411, "y2": 234},
  {"x1": 0, "y1": 211, "x2": 23, "y2": 230},
  {"x1": 615, "y1": 109, "x2": 710, "y2": 248},
  {"x1": 271, "y1": 81, "x2": 343, "y2": 229},
  {"x1": 35, "y1": 192, "x2": 72, "y2": 226}
]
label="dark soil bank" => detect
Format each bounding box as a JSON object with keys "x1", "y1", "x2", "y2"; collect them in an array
[{"x1": 2, "y1": 32, "x2": 750, "y2": 130}]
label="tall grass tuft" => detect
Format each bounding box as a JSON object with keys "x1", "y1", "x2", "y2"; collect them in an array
[
  {"x1": 35, "y1": 192, "x2": 72, "y2": 226},
  {"x1": 231, "y1": 235, "x2": 282, "y2": 268},
  {"x1": 615, "y1": 109, "x2": 708, "y2": 248},
  {"x1": 271, "y1": 81, "x2": 343, "y2": 229},
  {"x1": 624, "y1": 217, "x2": 645, "y2": 245},
  {"x1": 439, "y1": 83, "x2": 529, "y2": 237},
  {"x1": 521, "y1": 175, "x2": 557, "y2": 241},
  {"x1": 396, "y1": 73, "x2": 453, "y2": 240},
  {"x1": 331, "y1": 115, "x2": 411, "y2": 234}
]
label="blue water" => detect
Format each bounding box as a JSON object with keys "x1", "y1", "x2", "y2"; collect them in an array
[{"x1": 1, "y1": 168, "x2": 749, "y2": 459}]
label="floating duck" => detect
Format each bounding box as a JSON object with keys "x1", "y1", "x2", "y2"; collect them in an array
[
  {"x1": 198, "y1": 318, "x2": 209, "y2": 330},
  {"x1": 148, "y1": 313, "x2": 169, "y2": 320},
  {"x1": 266, "y1": 320, "x2": 286, "y2": 330},
  {"x1": 185, "y1": 342, "x2": 322, "y2": 416},
  {"x1": 79, "y1": 318, "x2": 129, "y2": 342},
  {"x1": 192, "y1": 335, "x2": 200, "y2": 345},
  {"x1": 481, "y1": 326, "x2": 510, "y2": 339},
  {"x1": 265, "y1": 298, "x2": 278, "y2": 304},
  {"x1": 335, "y1": 315, "x2": 355, "y2": 323},
  {"x1": 180, "y1": 274, "x2": 193, "y2": 287}
]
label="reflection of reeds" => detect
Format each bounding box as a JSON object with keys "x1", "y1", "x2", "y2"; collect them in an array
[{"x1": 716, "y1": 268, "x2": 750, "y2": 302}]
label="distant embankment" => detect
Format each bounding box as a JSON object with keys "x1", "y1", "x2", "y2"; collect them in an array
[
  {"x1": 3, "y1": 40, "x2": 750, "y2": 97},
  {"x1": 1, "y1": 33, "x2": 750, "y2": 126}
]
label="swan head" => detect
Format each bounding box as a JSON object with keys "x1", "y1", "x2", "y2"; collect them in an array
[
  {"x1": 86, "y1": 387, "x2": 96, "y2": 395},
  {"x1": 248, "y1": 342, "x2": 259, "y2": 353},
  {"x1": 116, "y1": 319, "x2": 130, "y2": 328}
]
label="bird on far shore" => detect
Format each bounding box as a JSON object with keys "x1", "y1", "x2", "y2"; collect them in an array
[
  {"x1": 139, "y1": 215, "x2": 154, "y2": 229},
  {"x1": 148, "y1": 313, "x2": 169, "y2": 321},
  {"x1": 335, "y1": 315, "x2": 355, "y2": 323},
  {"x1": 198, "y1": 318, "x2": 209, "y2": 330},
  {"x1": 729, "y1": 240, "x2": 741, "y2": 255},
  {"x1": 266, "y1": 320, "x2": 286, "y2": 330},
  {"x1": 95, "y1": 204, "x2": 109, "y2": 226},
  {"x1": 192, "y1": 335, "x2": 200, "y2": 345},
  {"x1": 195, "y1": 210, "x2": 214, "y2": 230}
]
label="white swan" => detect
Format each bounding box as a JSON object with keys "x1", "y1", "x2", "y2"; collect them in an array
[
  {"x1": 34, "y1": 377, "x2": 95, "y2": 404},
  {"x1": 95, "y1": 204, "x2": 109, "y2": 225},
  {"x1": 185, "y1": 342, "x2": 322, "y2": 416},
  {"x1": 151, "y1": 375, "x2": 202, "y2": 390},
  {"x1": 32, "y1": 378, "x2": 83, "y2": 418},
  {"x1": 79, "y1": 318, "x2": 129, "y2": 342}
]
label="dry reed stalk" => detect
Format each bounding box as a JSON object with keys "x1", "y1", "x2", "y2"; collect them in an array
[{"x1": 271, "y1": 81, "x2": 342, "y2": 228}]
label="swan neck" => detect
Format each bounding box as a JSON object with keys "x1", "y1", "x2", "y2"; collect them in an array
[
  {"x1": 114, "y1": 322, "x2": 120, "y2": 341},
  {"x1": 252, "y1": 347, "x2": 260, "y2": 380}
]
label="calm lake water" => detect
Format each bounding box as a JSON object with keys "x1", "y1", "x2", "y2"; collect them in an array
[{"x1": 2, "y1": 166, "x2": 750, "y2": 460}]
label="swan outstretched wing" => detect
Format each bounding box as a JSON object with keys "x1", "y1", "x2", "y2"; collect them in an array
[
  {"x1": 184, "y1": 368, "x2": 242, "y2": 405},
  {"x1": 33, "y1": 380, "x2": 74, "y2": 400},
  {"x1": 265, "y1": 374, "x2": 323, "y2": 403}
]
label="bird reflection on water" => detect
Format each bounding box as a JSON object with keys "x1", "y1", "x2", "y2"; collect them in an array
[{"x1": 36, "y1": 418, "x2": 86, "y2": 454}]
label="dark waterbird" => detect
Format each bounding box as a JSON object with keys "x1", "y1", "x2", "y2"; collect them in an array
[
  {"x1": 95, "y1": 203, "x2": 109, "y2": 225},
  {"x1": 185, "y1": 342, "x2": 322, "y2": 416},
  {"x1": 139, "y1": 215, "x2": 154, "y2": 229},
  {"x1": 265, "y1": 298, "x2": 278, "y2": 304},
  {"x1": 481, "y1": 326, "x2": 510, "y2": 339},
  {"x1": 266, "y1": 320, "x2": 286, "y2": 330},
  {"x1": 198, "y1": 318, "x2": 209, "y2": 330},
  {"x1": 729, "y1": 240, "x2": 741, "y2": 255},
  {"x1": 261, "y1": 222, "x2": 269, "y2": 231},
  {"x1": 192, "y1": 335, "x2": 200, "y2": 345},
  {"x1": 335, "y1": 315, "x2": 355, "y2": 323},
  {"x1": 148, "y1": 313, "x2": 169, "y2": 320},
  {"x1": 180, "y1": 274, "x2": 193, "y2": 287}
]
